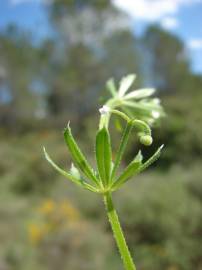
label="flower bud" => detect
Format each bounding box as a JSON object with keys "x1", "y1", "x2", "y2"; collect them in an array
[{"x1": 140, "y1": 135, "x2": 153, "y2": 146}]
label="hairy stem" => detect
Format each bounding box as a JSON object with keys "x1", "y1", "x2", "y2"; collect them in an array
[{"x1": 103, "y1": 192, "x2": 136, "y2": 270}]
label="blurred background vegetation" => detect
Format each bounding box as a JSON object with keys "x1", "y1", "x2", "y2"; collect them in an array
[{"x1": 0, "y1": 1, "x2": 202, "y2": 270}]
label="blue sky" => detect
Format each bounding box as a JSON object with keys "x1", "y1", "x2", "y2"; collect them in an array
[
  {"x1": 0, "y1": 0, "x2": 202, "y2": 74},
  {"x1": 0, "y1": 0, "x2": 50, "y2": 42}
]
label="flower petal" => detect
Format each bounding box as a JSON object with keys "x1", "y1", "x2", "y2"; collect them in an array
[
  {"x1": 124, "y1": 88, "x2": 155, "y2": 100},
  {"x1": 118, "y1": 74, "x2": 136, "y2": 97}
]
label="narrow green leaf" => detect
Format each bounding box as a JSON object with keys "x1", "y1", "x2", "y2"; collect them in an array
[
  {"x1": 138, "y1": 145, "x2": 164, "y2": 173},
  {"x1": 112, "y1": 159, "x2": 142, "y2": 190},
  {"x1": 96, "y1": 127, "x2": 112, "y2": 186},
  {"x1": 43, "y1": 147, "x2": 98, "y2": 193},
  {"x1": 111, "y1": 121, "x2": 133, "y2": 180},
  {"x1": 64, "y1": 124, "x2": 99, "y2": 186},
  {"x1": 112, "y1": 145, "x2": 164, "y2": 191}
]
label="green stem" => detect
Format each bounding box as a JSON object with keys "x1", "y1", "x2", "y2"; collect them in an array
[{"x1": 103, "y1": 192, "x2": 136, "y2": 270}]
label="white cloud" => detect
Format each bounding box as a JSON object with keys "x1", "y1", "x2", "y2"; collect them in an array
[
  {"x1": 188, "y1": 39, "x2": 202, "y2": 49},
  {"x1": 112, "y1": 0, "x2": 201, "y2": 22},
  {"x1": 160, "y1": 17, "x2": 179, "y2": 30}
]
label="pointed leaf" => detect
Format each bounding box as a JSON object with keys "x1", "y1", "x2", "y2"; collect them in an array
[
  {"x1": 96, "y1": 127, "x2": 112, "y2": 186},
  {"x1": 124, "y1": 88, "x2": 155, "y2": 100},
  {"x1": 118, "y1": 74, "x2": 136, "y2": 97},
  {"x1": 139, "y1": 145, "x2": 164, "y2": 173},
  {"x1": 64, "y1": 124, "x2": 99, "y2": 186},
  {"x1": 112, "y1": 159, "x2": 142, "y2": 190},
  {"x1": 112, "y1": 145, "x2": 164, "y2": 191},
  {"x1": 43, "y1": 147, "x2": 98, "y2": 193},
  {"x1": 111, "y1": 121, "x2": 133, "y2": 180}
]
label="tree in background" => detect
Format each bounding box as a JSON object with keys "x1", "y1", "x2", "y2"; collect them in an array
[
  {"x1": 44, "y1": 0, "x2": 142, "y2": 125},
  {"x1": 0, "y1": 3, "x2": 202, "y2": 166},
  {"x1": 0, "y1": 25, "x2": 40, "y2": 128},
  {"x1": 142, "y1": 26, "x2": 190, "y2": 93},
  {"x1": 143, "y1": 26, "x2": 202, "y2": 166}
]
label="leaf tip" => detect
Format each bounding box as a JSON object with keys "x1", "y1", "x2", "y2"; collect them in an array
[
  {"x1": 43, "y1": 147, "x2": 51, "y2": 164},
  {"x1": 43, "y1": 146, "x2": 47, "y2": 157},
  {"x1": 64, "y1": 121, "x2": 71, "y2": 134},
  {"x1": 159, "y1": 144, "x2": 164, "y2": 151}
]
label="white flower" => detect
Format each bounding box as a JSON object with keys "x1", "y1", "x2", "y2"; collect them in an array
[
  {"x1": 118, "y1": 74, "x2": 136, "y2": 97},
  {"x1": 153, "y1": 98, "x2": 161, "y2": 105},
  {"x1": 124, "y1": 88, "x2": 155, "y2": 100},
  {"x1": 99, "y1": 105, "x2": 110, "y2": 115},
  {"x1": 152, "y1": 111, "x2": 160, "y2": 119}
]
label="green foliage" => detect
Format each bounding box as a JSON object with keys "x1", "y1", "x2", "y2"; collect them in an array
[
  {"x1": 1, "y1": 139, "x2": 202, "y2": 270},
  {"x1": 115, "y1": 166, "x2": 202, "y2": 270}
]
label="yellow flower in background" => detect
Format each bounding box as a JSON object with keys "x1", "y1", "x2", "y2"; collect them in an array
[
  {"x1": 28, "y1": 223, "x2": 45, "y2": 245},
  {"x1": 60, "y1": 200, "x2": 80, "y2": 222},
  {"x1": 28, "y1": 199, "x2": 81, "y2": 246},
  {"x1": 38, "y1": 199, "x2": 55, "y2": 215}
]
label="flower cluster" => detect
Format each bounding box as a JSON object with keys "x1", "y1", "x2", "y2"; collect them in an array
[{"x1": 104, "y1": 74, "x2": 164, "y2": 125}]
